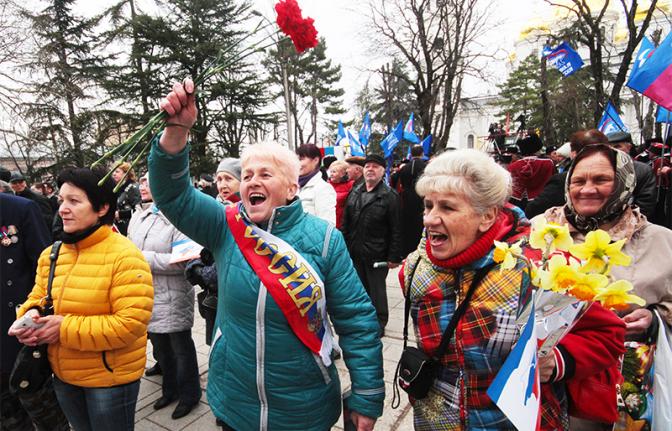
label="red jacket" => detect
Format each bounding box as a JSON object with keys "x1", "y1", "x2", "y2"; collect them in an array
[{"x1": 329, "y1": 179, "x2": 353, "y2": 229}]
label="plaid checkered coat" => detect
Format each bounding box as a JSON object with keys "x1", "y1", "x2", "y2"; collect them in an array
[{"x1": 401, "y1": 208, "x2": 569, "y2": 430}]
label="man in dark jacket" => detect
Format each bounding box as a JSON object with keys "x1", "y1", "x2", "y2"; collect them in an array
[
  {"x1": 393, "y1": 145, "x2": 427, "y2": 257},
  {"x1": 525, "y1": 129, "x2": 657, "y2": 219},
  {"x1": 9, "y1": 172, "x2": 54, "y2": 231},
  {"x1": 342, "y1": 154, "x2": 402, "y2": 334},
  {"x1": 1, "y1": 193, "x2": 53, "y2": 429}
]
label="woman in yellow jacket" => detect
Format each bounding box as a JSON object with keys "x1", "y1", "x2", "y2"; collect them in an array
[{"x1": 9, "y1": 167, "x2": 153, "y2": 431}]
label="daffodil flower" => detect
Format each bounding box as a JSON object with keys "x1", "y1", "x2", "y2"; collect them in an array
[
  {"x1": 570, "y1": 230, "x2": 632, "y2": 274},
  {"x1": 529, "y1": 217, "x2": 573, "y2": 253},
  {"x1": 538, "y1": 255, "x2": 581, "y2": 293},
  {"x1": 537, "y1": 254, "x2": 609, "y2": 300},
  {"x1": 593, "y1": 280, "x2": 646, "y2": 311},
  {"x1": 493, "y1": 240, "x2": 522, "y2": 271}
]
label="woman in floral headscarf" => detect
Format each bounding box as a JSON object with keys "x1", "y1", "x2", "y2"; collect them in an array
[{"x1": 535, "y1": 143, "x2": 672, "y2": 430}]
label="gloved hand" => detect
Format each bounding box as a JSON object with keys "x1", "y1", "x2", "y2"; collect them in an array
[{"x1": 185, "y1": 259, "x2": 205, "y2": 287}]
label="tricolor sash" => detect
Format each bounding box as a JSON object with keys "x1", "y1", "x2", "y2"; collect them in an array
[{"x1": 226, "y1": 203, "x2": 335, "y2": 366}]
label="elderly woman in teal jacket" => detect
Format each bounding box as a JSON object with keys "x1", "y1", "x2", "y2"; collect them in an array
[{"x1": 148, "y1": 79, "x2": 384, "y2": 431}]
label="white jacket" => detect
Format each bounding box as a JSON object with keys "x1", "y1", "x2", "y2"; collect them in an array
[
  {"x1": 128, "y1": 205, "x2": 195, "y2": 333},
  {"x1": 298, "y1": 174, "x2": 336, "y2": 224}
]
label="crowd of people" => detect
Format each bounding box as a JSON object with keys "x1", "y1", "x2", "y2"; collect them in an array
[{"x1": 1, "y1": 78, "x2": 671, "y2": 431}]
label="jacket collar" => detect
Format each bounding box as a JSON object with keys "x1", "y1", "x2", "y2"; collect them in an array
[
  {"x1": 239, "y1": 198, "x2": 305, "y2": 233},
  {"x1": 65, "y1": 225, "x2": 113, "y2": 250}
]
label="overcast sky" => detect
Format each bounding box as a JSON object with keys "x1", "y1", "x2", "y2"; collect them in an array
[{"x1": 66, "y1": 0, "x2": 550, "y2": 120}]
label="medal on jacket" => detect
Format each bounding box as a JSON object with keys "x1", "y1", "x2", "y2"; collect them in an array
[{"x1": 1, "y1": 227, "x2": 11, "y2": 247}]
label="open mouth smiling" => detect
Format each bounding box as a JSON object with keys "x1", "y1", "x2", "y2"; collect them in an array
[{"x1": 249, "y1": 192, "x2": 267, "y2": 206}]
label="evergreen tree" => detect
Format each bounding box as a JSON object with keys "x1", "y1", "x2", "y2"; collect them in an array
[
  {"x1": 496, "y1": 53, "x2": 595, "y2": 146},
  {"x1": 497, "y1": 54, "x2": 544, "y2": 131},
  {"x1": 373, "y1": 59, "x2": 417, "y2": 134},
  {"x1": 266, "y1": 37, "x2": 345, "y2": 147},
  {"x1": 101, "y1": 0, "x2": 273, "y2": 173},
  {"x1": 19, "y1": 0, "x2": 108, "y2": 168}
]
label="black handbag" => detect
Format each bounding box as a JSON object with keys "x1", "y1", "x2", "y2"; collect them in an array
[
  {"x1": 392, "y1": 262, "x2": 494, "y2": 407},
  {"x1": 9, "y1": 241, "x2": 62, "y2": 395}
]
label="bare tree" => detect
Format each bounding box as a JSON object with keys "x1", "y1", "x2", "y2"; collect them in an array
[
  {"x1": 545, "y1": 0, "x2": 660, "y2": 121},
  {"x1": 369, "y1": 0, "x2": 492, "y2": 151}
]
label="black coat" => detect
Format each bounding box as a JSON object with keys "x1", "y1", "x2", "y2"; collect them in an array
[
  {"x1": 393, "y1": 158, "x2": 427, "y2": 257},
  {"x1": 341, "y1": 181, "x2": 403, "y2": 264},
  {"x1": 115, "y1": 181, "x2": 141, "y2": 236},
  {"x1": 0, "y1": 194, "x2": 51, "y2": 375},
  {"x1": 16, "y1": 188, "x2": 53, "y2": 232},
  {"x1": 525, "y1": 160, "x2": 657, "y2": 220}
]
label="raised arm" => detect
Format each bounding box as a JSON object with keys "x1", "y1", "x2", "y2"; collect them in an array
[
  {"x1": 148, "y1": 79, "x2": 227, "y2": 251},
  {"x1": 158, "y1": 79, "x2": 197, "y2": 155}
]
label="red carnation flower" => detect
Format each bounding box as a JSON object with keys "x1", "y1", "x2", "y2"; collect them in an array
[{"x1": 275, "y1": 0, "x2": 318, "y2": 53}]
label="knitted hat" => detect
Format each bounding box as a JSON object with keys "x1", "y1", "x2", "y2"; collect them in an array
[{"x1": 216, "y1": 158, "x2": 241, "y2": 181}]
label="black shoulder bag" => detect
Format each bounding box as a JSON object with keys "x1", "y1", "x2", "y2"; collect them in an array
[
  {"x1": 392, "y1": 262, "x2": 494, "y2": 408},
  {"x1": 10, "y1": 241, "x2": 62, "y2": 395}
]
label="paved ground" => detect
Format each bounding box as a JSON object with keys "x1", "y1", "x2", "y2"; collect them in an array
[{"x1": 135, "y1": 271, "x2": 413, "y2": 431}]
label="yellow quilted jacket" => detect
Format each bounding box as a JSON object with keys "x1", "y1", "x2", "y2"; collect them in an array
[{"x1": 18, "y1": 225, "x2": 153, "y2": 387}]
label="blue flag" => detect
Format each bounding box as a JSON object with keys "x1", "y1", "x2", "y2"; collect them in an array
[
  {"x1": 544, "y1": 42, "x2": 584, "y2": 77},
  {"x1": 541, "y1": 45, "x2": 553, "y2": 57},
  {"x1": 627, "y1": 31, "x2": 672, "y2": 110},
  {"x1": 421, "y1": 134, "x2": 433, "y2": 159},
  {"x1": 359, "y1": 112, "x2": 371, "y2": 148},
  {"x1": 380, "y1": 121, "x2": 403, "y2": 159},
  {"x1": 347, "y1": 130, "x2": 366, "y2": 157},
  {"x1": 336, "y1": 120, "x2": 346, "y2": 144},
  {"x1": 487, "y1": 298, "x2": 540, "y2": 431},
  {"x1": 403, "y1": 113, "x2": 420, "y2": 143},
  {"x1": 629, "y1": 37, "x2": 655, "y2": 81},
  {"x1": 656, "y1": 106, "x2": 672, "y2": 123},
  {"x1": 598, "y1": 101, "x2": 628, "y2": 134}
]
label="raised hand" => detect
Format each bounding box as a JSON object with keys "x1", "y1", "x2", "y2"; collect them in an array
[{"x1": 158, "y1": 79, "x2": 198, "y2": 155}]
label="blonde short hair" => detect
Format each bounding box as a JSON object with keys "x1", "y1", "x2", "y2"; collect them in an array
[
  {"x1": 416, "y1": 149, "x2": 511, "y2": 214},
  {"x1": 240, "y1": 143, "x2": 301, "y2": 187},
  {"x1": 116, "y1": 161, "x2": 136, "y2": 182},
  {"x1": 328, "y1": 160, "x2": 348, "y2": 173}
]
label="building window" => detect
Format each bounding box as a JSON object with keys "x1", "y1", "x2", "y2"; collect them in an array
[{"x1": 467, "y1": 134, "x2": 474, "y2": 149}]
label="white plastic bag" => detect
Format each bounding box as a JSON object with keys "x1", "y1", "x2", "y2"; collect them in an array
[{"x1": 652, "y1": 309, "x2": 672, "y2": 431}]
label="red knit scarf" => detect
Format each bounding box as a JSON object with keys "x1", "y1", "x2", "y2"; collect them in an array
[{"x1": 425, "y1": 211, "x2": 511, "y2": 269}]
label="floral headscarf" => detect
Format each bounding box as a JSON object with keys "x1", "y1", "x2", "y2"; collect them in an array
[{"x1": 564, "y1": 145, "x2": 636, "y2": 233}]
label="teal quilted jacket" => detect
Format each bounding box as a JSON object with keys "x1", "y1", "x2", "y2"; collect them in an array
[{"x1": 148, "y1": 140, "x2": 384, "y2": 430}]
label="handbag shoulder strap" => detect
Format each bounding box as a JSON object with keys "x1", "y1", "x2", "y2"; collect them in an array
[
  {"x1": 401, "y1": 255, "x2": 421, "y2": 349},
  {"x1": 43, "y1": 241, "x2": 62, "y2": 315},
  {"x1": 432, "y1": 263, "x2": 494, "y2": 361}
]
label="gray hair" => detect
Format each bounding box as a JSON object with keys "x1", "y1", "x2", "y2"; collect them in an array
[
  {"x1": 415, "y1": 149, "x2": 511, "y2": 214},
  {"x1": 240, "y1": 143, "x2": 301, "y2": 187}
]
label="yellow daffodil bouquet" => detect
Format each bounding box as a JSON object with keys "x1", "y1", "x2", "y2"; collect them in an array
[{"x1": 493, "y1": 217, "x2": 645, "y2": 357}]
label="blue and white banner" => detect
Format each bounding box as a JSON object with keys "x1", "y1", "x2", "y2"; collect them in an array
[
  {"x1": 359, "y1": 112, "x2": 371, "y2": 148},
  {"x1": 598, "y1": 101, "x2": 628, "y2": 134},
  {"x1": 656, "y1": 106, "x2": 672, "y2": 123},
  {"x1": 403, "y1": 113, "x2": 420, "y2": 143},
  {"x1": 630, "y1": 36, "x2": 655, "y2": 80},
  {"x1": 421, "y1": 134, "x2": 432, "y2": 158},
  {"x1": 380, "y1": 121, "x2": 403, "y2": 159},
  {"x1": 347, "y1": 130, "x2": 366, "y2": 156},
  {"x1": 544, "y1": 42, "x2": 584, "y2": 77},
  {"x1": 487, "y1": 297, "x2": 541, "y2": 431}
]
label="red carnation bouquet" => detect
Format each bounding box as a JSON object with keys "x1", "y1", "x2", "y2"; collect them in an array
[
  {"x1": 275, "y1": 0, "x2": 318, "y2": 53},
  {"x1": 93, "y1": 0, "x2": 319, "y2": 188}
]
